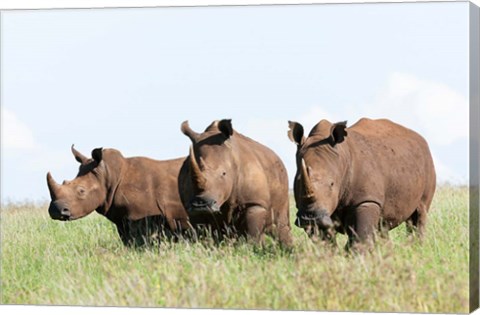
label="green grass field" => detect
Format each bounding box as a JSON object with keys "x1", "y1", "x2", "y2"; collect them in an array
[{"x1": 0, "y1": 186, "x2": 469, "y2": 312}]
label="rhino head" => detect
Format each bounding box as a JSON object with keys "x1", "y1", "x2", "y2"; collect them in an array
[
  {"x1": 288, "y1": 119, "x2": 349, "y2": 232},
  {"x1": 180, "y1": 119, "x2": 236, "y2": 215},
  {"x1": 46, "y1": 145, "x2": 108, "y2": 221}
]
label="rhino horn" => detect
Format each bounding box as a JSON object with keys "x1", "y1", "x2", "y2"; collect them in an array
[
  {"x1": 46, "y1": 172, "x2": 60, "y2": 197},
  {"x1": 301, "y1": 158, "x2": 315, "y2": 199},
  {"x1": 189, "y1": 146, "x2": 206, "y2": 190}
]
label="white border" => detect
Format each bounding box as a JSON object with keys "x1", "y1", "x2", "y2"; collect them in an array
[
  {"x1": 0, "y1": 0, "x2": 476, "y2": 315},
  {"x1": 0, "y1": 0, "x2": 473, "y2": 10}
]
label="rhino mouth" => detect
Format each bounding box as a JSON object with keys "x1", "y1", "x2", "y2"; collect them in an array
[
  {"x1": 48, "y1": 201, "x2": 72, "y2": 221},
  {"x1": 189, "y1": 197, "x2": 221, "y2": 214},
  {"x1": 55, "y1": 215, "x2": 71, "y2": 221},
  {"x1": 295, "y1": 216, "x2": 318, "y2": 228},
  {"x1": 295, "y1": 212, "x2": 333, "y2": 229},
  {"x1": 49, "y1": 212, "x2": 72, "y2": 221}
]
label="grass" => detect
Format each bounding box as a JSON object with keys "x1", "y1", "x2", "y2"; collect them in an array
[{"x1": 0, "y1": 186, "x2": 469, "y2": 312}]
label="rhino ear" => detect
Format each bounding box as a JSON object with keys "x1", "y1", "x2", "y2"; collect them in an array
[
  {"x1": 329, "y1": 121, "x2": 348, "y2": 146},
  {"x1": 91, "y1": 147, "x2": 103, "y2": 163},
  {"x1": 288, "y1": 121, "x2": 305, "y2": 146},
  {"x1": 218, "y1": 119, "x2": 233, "y2": 139},
  {"x1": 181, "y1": 120, "x2": 200, "y2": 143},
  {"x1": 71, "y1": 144, "x2": 88, "y2": 164}
]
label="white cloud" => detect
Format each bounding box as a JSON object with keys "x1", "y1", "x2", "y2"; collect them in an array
[
  {"x1": 352, "y1": 72, "x2": 468, "y2": 146},
  {"x1": 1, "y1": 108, "x2": 81, "y2": 202},
  {"x1": 1, "y1": 107, "x2": 36, "y2": 150},
  {"x1": 244, "y1": 73, "x2": 468, "y2": 186},
  {"x1": 356, "y1": 72, "x2": 469, "y2": 184},
  {"x1": 431, "y1": 154, "x2": 466, "y2": 185}
]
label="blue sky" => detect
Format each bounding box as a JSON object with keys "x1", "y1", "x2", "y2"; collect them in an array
[{"x1": 1, "y1": 2, "x2": 469, "y2": 202}]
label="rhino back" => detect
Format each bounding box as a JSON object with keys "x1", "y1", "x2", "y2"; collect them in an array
[
  {"x1": 345, "y1": 118, "x2": 436, "y2": 225},
  {"x1": 113, "y1": 157, "x2": 187, "y2": 221},
  {"x1": 231, "y1": 133, "x2": 289, "y2": 210}
]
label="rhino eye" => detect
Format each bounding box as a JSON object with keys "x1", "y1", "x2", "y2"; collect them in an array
[
  {"x1": 77, "y1": 187, "x2": 86, "y2": 196},
  {"x1": 222, "y1": 171, "x2": 226, "y2": 176}
]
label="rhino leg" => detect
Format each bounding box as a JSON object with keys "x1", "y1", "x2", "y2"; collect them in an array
[
  {"x1": 116, "y1": 220, "x2": 133, "y2": 246},
  {"x1": 346, "y1": 202, "x2": 381, "y2": 251},
  {"x1": 405, "y1": 211, "x2": 417, "y2": 234},
  {"x1": 406, "y1": 206, "x2": 428, "y2": 238},
  {"x1": 271, "y1": 220, "x2": 293, "y2": 248},
  {"x1": 271, "y1": 203, "x2": 293, "y2": 248},
  {"x1": 116, "y1": 219, "x2": 152, "y2": 247},
  {"x1": 378, "y1": 219, "x2": 390, "y2": 239},
  {"x1": 307, "y1": 225, "x2": 336, "y2": 247},
  {"x1": 244, "y1": 205, "x2": 268, "y2": 244}
]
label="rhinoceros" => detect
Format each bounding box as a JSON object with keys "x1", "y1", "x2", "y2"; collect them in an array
[
  {"x1": 46, "y1": 145, "x2": 191, "y2": 246},
  {"x1": 288, "y1": 118, "x2": 436, "y2": 249},
  {"x1": 178, "y1": 119, "x2": 292, "y2": 247}
]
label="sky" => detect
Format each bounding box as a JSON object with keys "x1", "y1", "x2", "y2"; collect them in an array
[{"x1": 1, "y1": 2, "x2": 470, "y2": 203}]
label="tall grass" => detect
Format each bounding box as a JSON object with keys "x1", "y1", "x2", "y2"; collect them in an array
[{"x1": 0, "y1": 186, "x2": 469, "y2": 312}]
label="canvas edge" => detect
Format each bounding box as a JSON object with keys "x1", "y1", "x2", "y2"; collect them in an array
[
  {"x1": 0, "y1": 1, "x2": 475, "y2": 314},
  {"x1": 0, "y1": 0, "x2": 469, "y2": 11},
  {"x1": 470, "y1": 1, "x2": 480, "y2": 313}
]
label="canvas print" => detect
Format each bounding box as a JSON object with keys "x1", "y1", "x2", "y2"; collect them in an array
[{"x1": 0, "y1": 1, "x2": 475, "y2": 313}]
